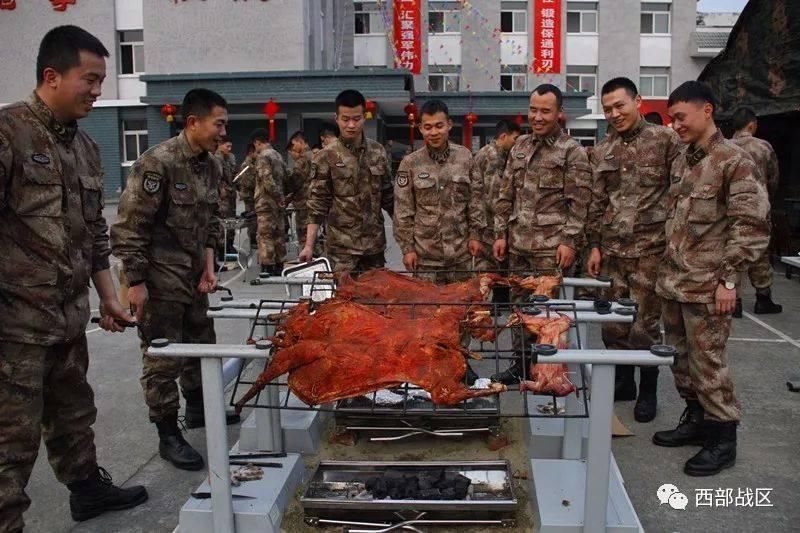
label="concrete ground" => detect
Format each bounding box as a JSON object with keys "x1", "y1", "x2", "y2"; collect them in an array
[{"x1": 20, "y1": 204, "x2": 800, "y2": 532}]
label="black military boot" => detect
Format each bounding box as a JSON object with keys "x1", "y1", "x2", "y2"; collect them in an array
[
  {"x1": 652, "y1": 400, "x2": 705, "y2": 447},
  {"x1": 183, "y1": 389, "x2": 241, "y2": 429},
  {"x1": 259, "y1": 265, "x2": 271, "y2": 279},
  {"x1": 490, "y1": 354, "x2": 528, "y2": 385},
  {"x1": 270, "y1": 262, "x2": 284, "y2": 276},
  {"x1": 754, "y1": 290, "x2": 782, "y2": 314},
  {"x1": 464, "y1": 363, "x2": 479, "y2": 386},
  {"x1": 684, "y1": 420, "x2": 737, "y2": 476},
  {"x1": 634, "y1": 367, "x2": 658, "y2": 423},
  {"x1": 156, "y1": 416, "x2": 204, "y2": 471},
  {"x1": 733, "y1": 298, "x2": 743, "y2": 318},
  {"x1": 614, "y1": 365, "x2": 637, "y2": 401},
  {"x1": 67, "y1": 466, "x2": 148, "y2": 522}
]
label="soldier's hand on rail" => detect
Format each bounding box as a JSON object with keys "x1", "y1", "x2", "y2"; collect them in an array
[
  {"x1": 556, "y1": 245, "x2": 576, "y2": 269},
  {"x1": 403, "y1": 251, "x2": 418, "y2": 272},
  {"x1": 493, "y1": 239, "x2": 507, "y2": 262},
  {"x1": 587, "y1": 247, "x2": 602, "y2": 277},
  {"x1": 128, "y1": 283, "x2": 149, "y2": 322},
  {"x1": 468, "y1": 239, "x2": 482, "y2": 257},
  {"x1": 98, "y1": 298, "x2": 136, "y2": 333}
]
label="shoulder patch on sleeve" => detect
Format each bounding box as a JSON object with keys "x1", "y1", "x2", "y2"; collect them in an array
[
  {"x1": 143, "y1": 171, "x2": 162, "y2": 194},
  {"x1": 396, "y1": 171, "x2": 409, "y2": 187}
]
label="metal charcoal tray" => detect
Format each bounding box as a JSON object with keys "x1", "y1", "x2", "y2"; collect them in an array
[{"x1": 301, "y1": 460, "x2": 517, "y2": 524}]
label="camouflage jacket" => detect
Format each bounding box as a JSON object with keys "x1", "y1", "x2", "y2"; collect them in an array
[
  {"x1": 214, "y1": 151, "x2": 237, "y2": 217},
  {"x1": 474, "y1": 141, "x2": 509, "y2": 246},
  {"x1": 587, "y1": 119, "x2": 682, "y2": 258},
  {"x1": 111, "y1": 131, "x2": 222, "y2": 304},
  {"x1": 307, "y1": 136, "x2": 394, "y2": 255},
  {"x1": 730, "y1": 131, "x2": 779, "y2": 198},
  {"x1": 494, "y1": 127, "x2": 591, "y2": 256},
  {"x1": 286, "y1": 150, "x2": 313, "y2": 212},
  {"x1": 236, "y1": 154, "x2": 257, "y2": 211},
  {"x1": 656, "y1": 131, "x2": 770, "y2": 303},
  {"x1": 393, "y1": 143, "x2": 486, "y2": 267},
  {"x1": 0, "y1": 92, "x2": 110, "y2": 345},
  {"x1": 253, "y1": 144, "x2": 286, "y2": 216}
]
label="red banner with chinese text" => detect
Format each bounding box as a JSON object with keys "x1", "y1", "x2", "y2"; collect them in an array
[
  {"x1": 393, "y1": 0, "x2": 421, "y2": 75},
  {"x1": 532, "y1": 0, "x2": 562, "y2": 74}
]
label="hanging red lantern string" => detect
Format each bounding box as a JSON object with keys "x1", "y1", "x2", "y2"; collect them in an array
[
  {"x1": 365, "y1": 99, "x2": 377, "y2": 120},
  {"x1": 404, "y1": 102, "x2": 418, "y2": 150},
  {"x1": 160, "y1": 104, "x2": 177, "y2": 123},
  {"x1": 262, "y1": 98, "x2": 280, "y2": 143},
  {"x1": 464, "y1": 112, "x2": 479, "y2": 151}
]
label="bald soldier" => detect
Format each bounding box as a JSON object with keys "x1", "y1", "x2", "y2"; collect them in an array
[
  {"x1": 393, "y1": 99, "x2": 485, "y2": 284},
  {"x1": 491, "y1": 84, "x2": 592, "y2": 385},
  {"x1": 653, "y1": 82, "x2": 769, "y2": 476},
  {"x1": 0, "y1": 26, "x2": 147, "y2": 529},
  {"x1": 299, "y1": 90, "x2": 394, "y2": 271},
  {"x1": 729, "y1": 106, "x2": 782, "y2": 316}
]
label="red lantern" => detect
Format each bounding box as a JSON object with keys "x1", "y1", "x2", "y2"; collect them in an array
[
  {"x1": 514, "y1": 113, "x2": 524, "y2": 127},
  {"x1": 262, "y1": 99, "x2": 280, "y2": 142},
  {"x1": 404, "y1": 102, "x2": 418, "y2": 149},
  {"x1": 464, "y1": 112, "x2": 479, "y2": 151},
  {"x1": 160, "y1": 104, "x2": 177, "y2": 123},
  {"x1": 365, "y1": 99, "x2": 376, "y2": 120}
]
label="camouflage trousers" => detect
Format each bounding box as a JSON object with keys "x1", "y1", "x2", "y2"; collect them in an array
[
  {"x1": 138, "y1": 296, "x2": 215, "y2": 422},
  {"x1": 745, "y1": 249, "x2": 773, "y2": 291},
  {"x1": 510, "y1": 254, "x2": 560, "y2": 355},
  {"x1": 327, "y1": 249, "x2": 385, "y2": 273},
  {"x1": 413, "y1": 258, "x2": 474, "y2": 284},
  {"x1": 293, "y1": 207, "x2": 309, "y2": 247},
  {"x1": 257, "y1": 210, "x2": 286, "y2": 267},
  {"x1": 0, "y1": 338, "x2": 98, "y2": 532},
  {"x1": 662, "y1": 299, "x2": 741, "y2": 422},
  {"x1": 244, "y1": 200, "x2": 257, "y2": 247},
  {"x1": 573, "y1": 245, "x2": 598, "y2": 301},
  {"x1": 600, "y1": 253, "x2": 663, "y2": 351}
]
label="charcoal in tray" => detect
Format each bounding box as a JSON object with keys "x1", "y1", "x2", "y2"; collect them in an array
[
  {"x1": 417, "y1": 488, "x2": 442, "y2": 500},
  {"x1": 418, "y1": 469, "x2": 443, "y2": 491},
  {"x1": 365, "y1": 476, "x2": 388, "y2": 499},
  {"x1": 453, "y1": 474, "x2": 471, "y2": 499}
]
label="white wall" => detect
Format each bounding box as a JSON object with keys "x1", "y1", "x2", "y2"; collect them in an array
[
  {"x1": 118, "y1": 77, "x2": 146, "y2": 100},
  {"x1": 115, "y1": 0, "x2": 143, "y2": 30},
  {"x1": 566, "y1": 35, "x2": 599, "y2": 66},
  {"x1": 428, "y1": 35, "x2": 461, "y2": 65},
  {"x1": 500, "y1": 34, "x2": 528, "y2": 66},
  {"x1": 640, "y1": 35, "x2": 672, "y2": 66},
  {"x1": 354, "y1": 35, "x2": 388, "y2": 67}
]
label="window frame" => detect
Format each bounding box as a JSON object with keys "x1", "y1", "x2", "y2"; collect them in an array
[
  {"x1": 122, "y1": 120, "x2": 148, "y2": 164},
  {"x1": 428, "y1": 73, "x2": 460, "y2": 92},
  {"x1": 500, "y1": 72, "x2": 528, "y2": 92},
  {"x1": 500, "y1": 9, "x2": 528, "y2": 34},
  {"x1": 565, "y1": 73, "x2": 597, "y2": 95},
  {"x1": 354, "y1": 3, "x2": 384, "y2": 35},
  {"x1": 566, "y1": 9, "x2": 598, "y2": 34},
  {"x1": 640, "y1": 11, "x2": 671, "y2": 35},
  {"x1": 428, "y1": 9, "x2": 461, "y2": 35},
  {"x1": 639, "y1": 73, "x2": 670, "y2": 97},
  {"x1": 118, "y1": 30, "x2": 144, "y2": 76}
]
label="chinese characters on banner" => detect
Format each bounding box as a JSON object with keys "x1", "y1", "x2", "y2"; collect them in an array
[
  {"x1": 0, "y1": 1, "x2": 77, "y2": 11},
  {"x1": 393, "y1": 0, "x2": 421, "y2": 75},
  {"x1": 532, "y1": 0, "x2": 562, "y2": 74}
]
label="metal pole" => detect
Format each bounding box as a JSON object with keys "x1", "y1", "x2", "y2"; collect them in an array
[
  {"x1": 222, "y1": 358, "x2": 244, "y2": 387},
  {"x1": 562, "y1": 285, "x2": 582, "y2": 459},
  {"x1": 200, "y1": 357, "x2": 235, "y2": 533},
  {"x1": 270, "y1": 383, "x2": 284, "y2": 452},
  {"x1": 583, "y1": 364, "x2": 615, "y2": 533}
]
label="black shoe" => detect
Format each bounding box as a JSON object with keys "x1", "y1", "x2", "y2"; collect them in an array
[
  {"x1": 684, "y1": 420, "x2": 737, "y2": 476},
  {"x1": 652, "y1": 400, "x2": 705, "y2": 447},
  {"x1": 634, "y1": 367, "x2": 658, "y2": 423},
  {"x1": 733, "y1": 298, "x2": 743, "y2": 318},
  {"x1": 156, "y1": 418, "x2": 204, "y2": 471},
  {"x1": 465, "y1": 363, "x2": 479, "y2": 386},
  {"x1": 183, "y1": 390, "x2": 242, "y2": 429},
  {"x1": 67, "y1": 467, "x2": 148, "y2": 522},
  {"x1": 490, "y1": 357, "x2": 526, "y2": 385},
  {"x1": 614, "y1": 365, "x2": 637, "y2": 401},
  {"x1": 271, "y1": 262, "x2": 284, "y2": 276},
  {"x1": 259, "y1": 266, "x2": 271, "y2": 279},
  {"x1": 754, "y1": 291, "x2": 782, "y2": 314}
]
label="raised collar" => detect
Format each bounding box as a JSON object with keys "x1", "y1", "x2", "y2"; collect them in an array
[
  {"x1": 619, "y1": 118, "x2": 646, "y2": 143},
  {"x1": 532, "y1": 125, "x2": 561, "y2": 147},
  {"x1": 732, "y1": 130, "x2": 752, "y2": 140},
  {"x1": 177, "y1": 131, "x2": 210, "y2": 172},
  {"x1": 426, "y1": 142, "x2": 451, "y2": 164},
  {"x1": 26, "y1": 91, "x2": 78, "y2": 144},
  {"x1": 686, "y1": 130, "x2": 724, "y2": 167},
  {"x1": 340, "y1": 134, "x2": 365, "y2": 155}
]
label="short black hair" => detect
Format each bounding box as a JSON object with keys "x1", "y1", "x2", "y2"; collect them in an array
[
  {"x1": 36, "y1": 25, "x2": 109, "y2": 85},
  {"x1": 601, "y1": 77, "x2": 638, "y2": 98},
  {"x1": 220, "y1": 135, "x2": 231, "y2": 143},
  {"x1": 731, "y1": 107, "x2": 757, "y2": 131},
  {"x1": 532, "y1": 83, "x2": 563, "y2": 108},
  {"x1": 335, "y1": 89, "x2": 366, "y2": 112},
  {"x1": 249, "y1": 128, "x2": 270, "y2": 144},
  {"x1": 245, "y1": 142, "x2": 255, "y2": 155},
  {"x1": 496, "y1": 119, "x2": 521, "y2": 136},
  {"x1": 286, "y1": 130, "x2": 306, "y2": 151},
  {"x1": 420, "y1": 99, "x2": 450, "y2": 119},
  {"x1": 319, "y1": 121, "x2": 339, "y2": 138},
  {"x1": 643, "y1": 112, "x2": 664, "y2": 126},
  {"x1": 182, "y1": 88, "x2": 227, "y2": 123},
  {"x1": 667, "y1": 81, "x2": 717, "y2": 112}
]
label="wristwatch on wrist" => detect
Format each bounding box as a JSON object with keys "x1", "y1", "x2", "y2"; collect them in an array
[{"x1": 723, "y1": 280, "x2": 736, "y2": 290}]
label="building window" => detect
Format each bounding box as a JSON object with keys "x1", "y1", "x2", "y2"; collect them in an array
[
  {"x1": 122, "y1": 120, "x2": 148, "y2": 163},
  {"x1": 429, "y1": 10, "x2": 461, "y2": 34},
  {"x1": 566, "y1": 72, "x2": 597, "y2": 95},
  {"x1": 641, "y1": 4, "x2": 671, "y2": 34},
  {"x1": 568, "y1": 128, "x2": 596, "y2": 147},
  {"x1": 119, "y1": 30, "x2": 144, "y2": 75},
  {"x1": 354, "y1": 2, "x2": 383, "y2": 35},
  {"x1": 500, "y1": 10, "x2": 527, "y2": 33},
  {"x1": 566, "y1": 10, "x2": 597, "y2": 33},
  {"x1": 428, "y1": 73, "x2": 460, "y2": 92},
  {"x1": 639, "y1": 74, "x2": 670, "y2": 97},
  {"x1": 500, "y1": 73, "x2": 527, "y2": 92}
]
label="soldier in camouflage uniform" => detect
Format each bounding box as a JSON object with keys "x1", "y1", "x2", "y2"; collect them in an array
[
  {"x1": 393, "y1": 100, "x2": 485, "y2": 284},
  {"x1": 586, "y1": 78, "x2": 682, "y2": 423},
  {"x1": 0, "y1": 26, "x2": 147, "y2": 529},
  {"x1": 250, "y1": 128, "x2": 287, "y2": 277},
  {"x1": 286, "y1": 131, "x2": 315, "y2": 250},
  {"x1": 491, "y1": 85, "x2": 592, "y2": 384},
  {"x1": 653, "y1": 82, "x2": 769, "y2": 477},
  {"x1": 729, "y1": 106, "x2": 782, "y2": 315},
  {"x1": 213, "y1": 136, "x2": 237, "y2": 263},
  {"x1": 112, "y1": 89, "x2": 238, "y2": 472},
  {"x1": 236, "y1": 143, "x2": 258, "y2": 248},
  {"x1": 300, "y1": 90, "x2": 394, "y2": 272}
]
